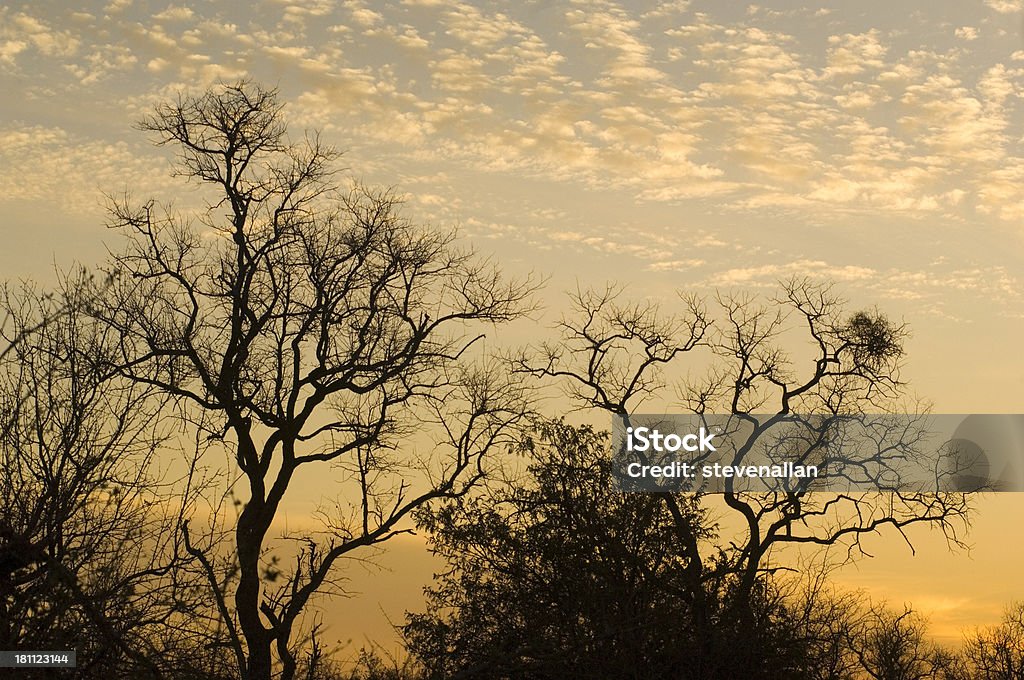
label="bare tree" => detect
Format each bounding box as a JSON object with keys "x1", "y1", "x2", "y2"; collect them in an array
[
  {"x1": 849, "y1": 604, "x2": 944, "y2": 680},
  {"x1": 779, "y1": 561, "x2": 866, "y2": 680},
  {"x1": 96, "y1": 81, "x2": 536, "y2": 680},
  {"x1": 0, "y1": 273, "x2": 209, "y2": 679},
  {"x1": 407, "y1": 419, "x2": 964, "y2": 680},
  {"x1": 691, "y1": 283, "x2": 970, "y2": 600},
  {"x1": 511, "y1": 284, "x2": 723, "y2": 661},
  {"x1": 513, "y1": 279, "x2": 971, "y2": 660},
  {"x1": 962, "y1": 602, "x2": 1024, "y2": 679}
]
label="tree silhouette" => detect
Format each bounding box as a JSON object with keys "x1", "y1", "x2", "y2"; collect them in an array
[
  {"x1": 850, "y1": 604, "x2": 943, "y2": 680},
  {"x1": 962, "y1": 603, "x2": 1024, "y2": 679},
  {"x1": 0, "y1": 275, "x2": 209, "y2": 679},
  {"x1": 512, "y1": 279, "x2": 971, "y2": 668},
  {"x1": 405, "y1": 419, "x2": 856, "y2": 680},
  {"x1": 406, "y1": 420, "x2": 702, "y2": 678},
  {"x1": 93, "y1": 81, "x2": 537, "y2": 680}
]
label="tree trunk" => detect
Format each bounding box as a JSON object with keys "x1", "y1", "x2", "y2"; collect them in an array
[{"x1": 237, "y1": 502, "x2": 272, "y2": 680}]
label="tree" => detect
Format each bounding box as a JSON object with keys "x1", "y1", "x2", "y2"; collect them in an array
[
  {"x1": 405, "y1": 420, "x2": 703, "y2": 678},
  {"x1": 962, "y1": 603, "x2": 1024, "y2": 679},
  {"x1": 0, "y1": 275, "x2": 208, "y2": 679},
  {"x1": 405, "y1": 419, "x2": 851, "y2": 680},
  {"x1": 850, "y1": 604, "x2": 943, "y2": 680},
  {"x1": 512, "y1": 280, "x2": 971, "y2": 666},
  {"x1": 95, "y1": 80, "x2": 537, "y2": 680},
  {"x1": 777, "y1": 569, "x2": 865, "y2": 680}
]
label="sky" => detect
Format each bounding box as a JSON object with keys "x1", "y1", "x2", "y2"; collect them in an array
[{"x1": 3, "y1": 0, "x2": 1024, "y2": 652}]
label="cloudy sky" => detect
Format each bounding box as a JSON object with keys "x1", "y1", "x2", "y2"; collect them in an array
[{"x1": 4, "y1": 0, "x2": 1024, "y2": 648}]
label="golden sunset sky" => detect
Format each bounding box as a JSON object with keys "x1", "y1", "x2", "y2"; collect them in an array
[{"x1": 3, "y1": 0, "x2": 1024, "y2": 652}]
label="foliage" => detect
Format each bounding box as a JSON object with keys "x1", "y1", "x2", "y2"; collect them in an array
[{"x1": 405, "y1": 419, "x2": 859, "y2": 680}]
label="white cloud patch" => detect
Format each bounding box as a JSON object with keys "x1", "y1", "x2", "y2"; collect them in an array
[
  {"x1": 823, "y1": 30, "x2": 887, "y2": 78},
  {"x1": 985, "y1": 0, "x2": 1023, "y2": 13},
  {"x1": 0, "y1": 125, "x2": 173, "y2": 213},
  {"x1": 566, "y1": 1, "x2": 665, "y2": 85},
  {"x1": 710, "y1": 260, "x2": 876, "y2": 287},
  {"x1": 104, "y1": 0, "x2": 134, "y2": 14},
  {"x1": 66, "y1": 44, "x2": 137, "y2": 84},
  {"x1": 0, "y1": 39, "x2": 26, "y2": 63},
  {"x1": 0, "y1": 10, "x2": 80, "y2": 63},
  {"x1": 153, "y1": 5, "x2": 195, "y2": 22},
  {"x1": 954, "y1": 26, "x2": 979, "y2": 41},
  {"x1": 443, "y1": 3, "x2": 521, "y2": 46},
  {"x1": 646, "y1": 259, "x2": 705, "y2": 271}
]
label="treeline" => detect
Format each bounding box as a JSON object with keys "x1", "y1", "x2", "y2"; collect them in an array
[{"x1": 0, "y1": 80, "x2": 1006, "y2": 680}]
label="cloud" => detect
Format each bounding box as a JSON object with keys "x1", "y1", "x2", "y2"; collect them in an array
[
  {"x1": 985, "y1": 0, "x2": 1023, "y2": 13},
  {"x1": 566, "y1": 1, "x2": 665, "y2": 86},
  {"x1": 5, "y1": 0, "x2": 1024, "y2": 343},
  {"x1": 345, "y1": 0, "x2": 384, "y2": 27},
  {"x1": 442, "y1": 3, "x2": 522, "y2": 46},
  {"x1": 899, "y1": 71, "x2": 1009, "y2": 165},
  {"x1": 0, "y1": 39, "x2": 26, "y2": 64},
  {"x1": 646, "y1": 259, "x2": 705, "y2": 271},
  {"x1": 709, "y1": 260, "x2": 876, "y2": 287},
  {"x1": 0, "y1": 10, "x2": 80, "y2": 63},
  {"x1": 7, "y1": 0, "x2": 1024, "y2": 231},
  {"x1": 823, "y1": 30, "x2": 887, "y2": 78},
  {"x1": 66, "y1": 44, "x2": 138, "y2": 84},
  {"x1": 153, "y1": 6, "x2": 195, "y2": 22},
  {"x1": 0, "y1": 125, "x2": 175, "y2": 213},
  {"x1": 642, "y1": 1, "x2": 690, "y2": 19},
  {"x1": 954, "y1": 26, "x2": 979, "y2": 41},
  {"x1": 104, "y1": 0, "x2": 133, "y2": 14}
]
